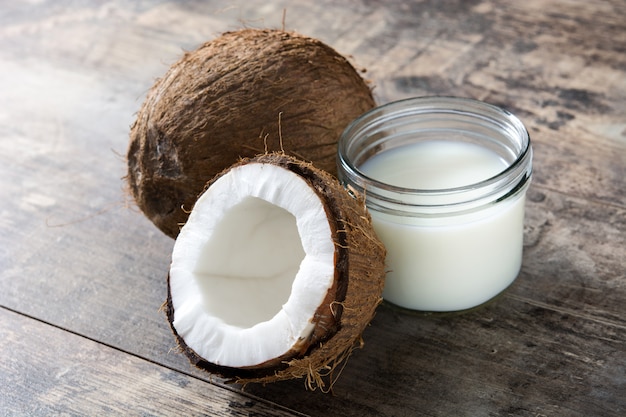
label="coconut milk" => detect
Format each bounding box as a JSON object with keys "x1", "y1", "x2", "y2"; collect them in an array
[{"x1": 360, "y1": 141, "x2": 526, "y2": 311}]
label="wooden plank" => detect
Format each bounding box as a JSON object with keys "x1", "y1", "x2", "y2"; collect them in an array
[
  {"x1": 518, "y1": 188, "x2": 626, "y2": 323},
  {"x1": 0, "y1": 307, "x2": 302, "y2": 416}
]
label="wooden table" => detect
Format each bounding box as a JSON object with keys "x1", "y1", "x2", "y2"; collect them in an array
[{"x1": 1, "y1": 1, "x2": 624, "y2": 415}]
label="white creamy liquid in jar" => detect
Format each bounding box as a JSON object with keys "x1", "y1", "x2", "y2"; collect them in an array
[{"x1": 360, "y1": 140, "x2": 526, "y2": 311}]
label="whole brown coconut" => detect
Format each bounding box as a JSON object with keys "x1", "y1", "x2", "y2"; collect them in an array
[{"x1": 127, "y1": 28, "x2": 375, "y2": 238}]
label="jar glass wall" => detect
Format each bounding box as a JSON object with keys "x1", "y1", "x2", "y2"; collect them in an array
[{"x1": 337, "y1": 97, "x2": 533, "y2": 312}]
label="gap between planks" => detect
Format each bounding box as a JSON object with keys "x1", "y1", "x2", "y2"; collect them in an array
[{"x1": 0, "y1": 304, "x2": 308, "y2": 417}]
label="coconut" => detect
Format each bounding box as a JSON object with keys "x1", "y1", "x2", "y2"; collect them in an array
[
  {"x1": 165, "y1": 153, "x2": 386, "y2": 390},
  {"x1": 127, "y1": 28, "x2": 375, "y2": 238}
]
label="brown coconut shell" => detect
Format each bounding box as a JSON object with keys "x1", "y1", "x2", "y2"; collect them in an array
[
  {"x1": 127, "y1": 28, "x2": 376, "y2": 238},
  {"x1": 165, "y1": 153, "x2": 386, "y2": 390}
]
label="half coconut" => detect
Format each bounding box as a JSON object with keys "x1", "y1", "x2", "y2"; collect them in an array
[{"x1": 165, "y1": 153, "x2": 386, "y2": 390}]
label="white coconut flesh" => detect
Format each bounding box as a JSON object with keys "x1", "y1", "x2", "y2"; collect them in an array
[{"x1": 169, "y1": 162, "x2": 336, "y2": 368}]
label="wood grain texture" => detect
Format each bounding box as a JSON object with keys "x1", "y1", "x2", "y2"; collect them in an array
[
  {"x1": 0, "y1": 307, "x2": 301, "y2": 416},
  {"x1": 0, "y1": 0, "x2": 624, "y2": 416}
]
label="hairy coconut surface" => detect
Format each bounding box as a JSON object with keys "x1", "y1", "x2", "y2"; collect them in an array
[
  {"x1": 127, "y1": 28, "x2": 375, "y2": 238},
  {"x1": 165, "y1": 153, "x2": 386, "y2": 390}
]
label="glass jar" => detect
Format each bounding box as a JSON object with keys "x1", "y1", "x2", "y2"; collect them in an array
[{"x1": 337, "y1": 96, "x2": 533, "y2": 312}]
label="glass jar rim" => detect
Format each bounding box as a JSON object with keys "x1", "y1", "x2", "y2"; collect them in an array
[
  {"x1": 336, "y1": 96, "x2": 533, "y2": 215},
  {"x1": 338, "y1": 96, "x2": 531, "y2": 193}
]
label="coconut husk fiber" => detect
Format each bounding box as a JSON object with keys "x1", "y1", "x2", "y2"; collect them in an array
[{"x1": 127, "y1": 29, "x2": 375, "y2": 238}]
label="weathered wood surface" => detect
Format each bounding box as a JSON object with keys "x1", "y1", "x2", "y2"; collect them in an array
[
  {"x1": 0, "y1": 308, "x2": 300, "y2": 416},
  {"x1": 1, "y1": 0, "x2": 624, "y2": 416}
]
